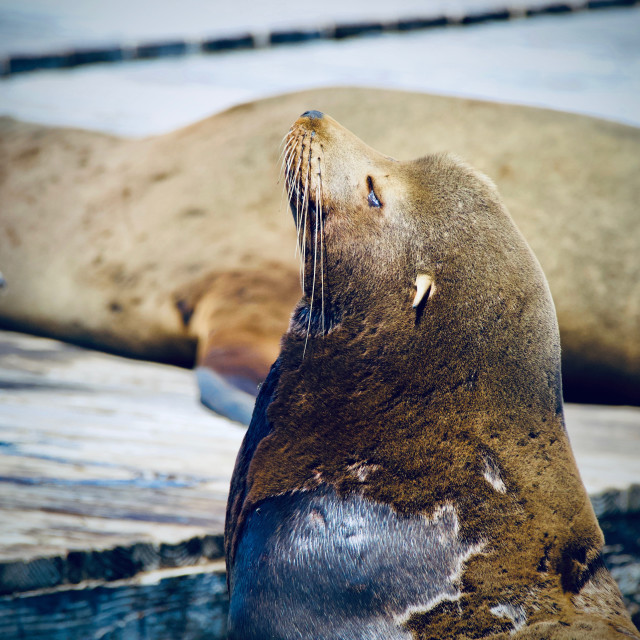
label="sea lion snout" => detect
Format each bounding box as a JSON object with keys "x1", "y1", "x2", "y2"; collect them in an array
[{"x1": 284, "y1": 112, "x2": 394, "y2": 233}]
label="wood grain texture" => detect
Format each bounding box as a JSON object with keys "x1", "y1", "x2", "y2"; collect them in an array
[
  {"x1": 0, "y1": 562, "x2": 228, "y2": 640},
  {"x1": 0, "y1": 330, "x2": 243, "y2": 574}
]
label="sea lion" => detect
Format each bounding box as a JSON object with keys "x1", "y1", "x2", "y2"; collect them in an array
[
  {"x1": 224, "y1": 112, "x2": 639, "y2": 639},
  {"x1": 1, "y1": 88, "x2": 639, "y2": 416}
]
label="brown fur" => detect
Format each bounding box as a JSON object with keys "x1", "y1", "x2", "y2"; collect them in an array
[
  {"x1": 231, "y1": 113, "x2": 638, "y2": 638},
  {"x1": 0, "y1": 88, "x2": 639, "y2": 403}
]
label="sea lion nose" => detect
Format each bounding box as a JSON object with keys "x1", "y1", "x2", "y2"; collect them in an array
[{"x1": 301, "y1": 110, "x2": 324, "y2": 120}]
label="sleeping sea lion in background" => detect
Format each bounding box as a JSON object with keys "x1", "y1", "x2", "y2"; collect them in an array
[
  {"x1": 1, "y1": 88, "x2": 639, "y2": 421},
  {"x1": 224, "y1": 111, "x2": 639, "y2": 638}
]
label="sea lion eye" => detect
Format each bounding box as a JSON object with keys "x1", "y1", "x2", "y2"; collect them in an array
[{"x1": 367, "y1": 176, "x2": 382, "y2": 208}]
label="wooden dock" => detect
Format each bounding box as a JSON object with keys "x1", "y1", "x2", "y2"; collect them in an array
[
  {"x1": 0, "y1": 329, "x2": 638, "y2": 637},
  {"x1": 0, "y1": 330, "x2": 243, "y2": 638}
]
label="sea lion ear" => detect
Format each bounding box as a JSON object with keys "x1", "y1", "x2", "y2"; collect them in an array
[{"x1": 412, "y1": 274, "x2": 433, "y2": 308}]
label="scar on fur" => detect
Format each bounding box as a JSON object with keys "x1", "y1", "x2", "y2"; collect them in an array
[{"x1": 413, "y1": 274, "x2": 434, "y2": 308}]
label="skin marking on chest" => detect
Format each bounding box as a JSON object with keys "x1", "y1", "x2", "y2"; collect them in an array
[{"x1": 228, "y1": 486, "x2": 484, "y2": 640}]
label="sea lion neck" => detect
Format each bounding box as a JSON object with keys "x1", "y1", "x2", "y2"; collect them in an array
[{"x1": 276, "y1": 285, "x2": 563, "y2": 428}]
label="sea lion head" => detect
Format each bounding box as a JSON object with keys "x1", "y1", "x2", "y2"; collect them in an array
[{"x1": 283, "y1": 110, "x2": 561, "y2": 414}]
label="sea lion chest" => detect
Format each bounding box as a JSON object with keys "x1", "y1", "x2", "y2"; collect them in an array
[{"x1": 228, "y1": 484, "x2": 477, "y2": 640}]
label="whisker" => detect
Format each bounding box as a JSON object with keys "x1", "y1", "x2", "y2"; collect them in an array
[
  {"x1": 300, "y1": 142, "x2": 311, "y2": 295},
  {"x1": 283, "y1": 136, "x2": 304, "y2": 251},
  {"x1": 278, "y1": 136, "x2": 296, "y2": 183},
  {"x1": 303, "y1": 140, "x2": 316, "y2": 358},
  {"x1": 283, "y1": 139, "x2": 297, "y2": 187},
  {"x1": 282, "y1": 131, "x2": 330, "y2": 346},
  {"x1": 292, "y1": 140, "x2": 305, "y2": 262},
  {"x1": 278, "y1": 128, "x2": 294, "y2": 160},
  {"x1": 292, "y1": 138, "x2": 306, "y2": 288},
  {"x1": 279, "y1": 151, "x2": 291, "y2": 219},
  {"x1": 281, "y1": 138, "x2": 299, "y2": 228},
  {"x1": 277, "y1": 143, "x2": 290, "y2": 187},
  {"x1": 287, "y1": 144, "x2": 297, "y2": 183},
  {"x1": 318, "y1": 156, "x2": 325, "y2": 336},
  {"x1": 279, "y1": 128, "x2": 292, "y2": 150}
]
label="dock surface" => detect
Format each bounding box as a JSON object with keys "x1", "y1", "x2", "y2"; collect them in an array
[{"x1": 0, "y1": 331, "x2": 242, "y2": 638}]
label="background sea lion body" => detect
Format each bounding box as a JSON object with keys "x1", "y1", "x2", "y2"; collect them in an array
[
  {"x1": 224, "y1": 113, "x2": 639, "y2": 639},
  {"x1": 1, "y1": 88, "x2": 639, "y2": 411}
]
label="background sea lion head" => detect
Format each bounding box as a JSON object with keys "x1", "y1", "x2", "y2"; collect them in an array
[{"x1": 283, "y1": 109, "x2": 562, "y2": 415}]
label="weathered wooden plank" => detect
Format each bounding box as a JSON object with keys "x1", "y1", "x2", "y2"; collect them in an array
[
  {"x1": 0, "y1": 562, "x2": 228, "y2": 640},
  {"x1": 0, "y1": 330, "x2": 244, "y2": 570},
  {"x1": 0, "y1": 534, "x2": 224, "y2": 596}
]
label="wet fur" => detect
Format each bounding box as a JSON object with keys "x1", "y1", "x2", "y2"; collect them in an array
[{"x1": 225, "y1": 113, "x2": 638, "y2": 639}]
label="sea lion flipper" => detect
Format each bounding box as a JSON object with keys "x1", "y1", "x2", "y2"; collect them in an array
[
  {"x1": 195, "y1": 366, "x2": 255, "y2": 426},
  {"x1": 177, "y1": 266, "x2": 299, "y2": 414}
]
